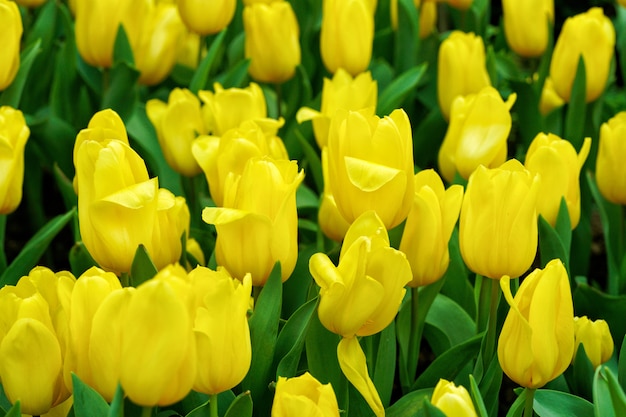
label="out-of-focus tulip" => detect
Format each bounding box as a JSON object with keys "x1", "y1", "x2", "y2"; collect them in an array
[
  {"x1": 147, "y1": 88, "x2": 206, "y2": 176},
  {"x1": 399, "y1": 170, "x2": 463, "y2": 287},
  {"x1": 320, "y1": 0, "x2": 374, "y2": 76},
  {"x1": 502, "y1": 0, "x2": 553, "y2": 58},
  {"x1": 0, "y1": 106, "x2": 30, "y2": 214},
  {"x1": 573, "y1": 316, "x2": 614, "y2": 368},
  {"x1": 0, "y1": 0, "x2": 21, "y2": 91},
  {"x1": 459, "y1": 159, "x2": 539, "y2": 280},
  {"x1": 189, "y1": 267, "x2": 252, "y2": 394},
  {"x1": 620, "y1": 0, "x2": 626, "y2": 8},
  {"x1": 390, "y1": 0, "x2": 437, "y2": 39},
  {"x1": 438, "y1": 87, "x2": 516, "y2": 183},
  {"x1": 438, "y1": 31, "x2": 491, "y2": 120},
  {"x1": 14, "y1": 0, "x2": 47, "y2": 7},
  {"x1": 178, "y1": 0, "x2": 237, "y2": 35},
  {"x1": 244, "y1": 1, "x2": 301, "y2": 84},
  {"x1": 296, "y1": 69, "x2": 377, "y2": 149},
  {"x1": 326, "y1": 109, "x2": 415, "y2": 229},
  {"x1": 203, "y1": 157, "x2": 304, "y2": 285},
  {"x1": 524, "y1": 133, "x2": 591, "y2": 228},
  {"x1": 272, "y1": 372, "x2": 340, "y2": 417},
  {"x1": 539, "y1": 77, "x2": 565, "y2": 116},
  {"x1": 498, "y1": 259, "x2": 574, "y2": 388},
  {"x1": 597, "y1": 112, "x2": 626, "y2": 205},
  {"x1": 176, "y1": 30, "x2": 202, "y2": 69},
  {"x1": 185, "y1": 237, "x2": 206, "y2": 268},
  {"x1": 549, "y1": 7, "x2": 615, "y2": 103},
  {"x1": 318, "y1": 148, "x2": 351, "y2": 241},
  {"x1": 430, "y1": 379, "x2": 478, "y2": 417}
]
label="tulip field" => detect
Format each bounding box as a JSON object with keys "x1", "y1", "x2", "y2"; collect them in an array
[{"x1": 2, "y1": 0, "x2": 626, "y2": 416}]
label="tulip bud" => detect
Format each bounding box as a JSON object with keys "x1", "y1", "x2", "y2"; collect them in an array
[
  {"x1": 430, "y1": 379, "x2": 478, "y2": 417},
  {"x1": 549, "y1": 7, "x2": 615, "y2": 103},
  {"x1": 438, "y1": 31, "x2": 491, "y2": 120},
  {"x1": 272, "y1": 372, "x2": 340, "y2": 417},
  {"x1": 438, "y1": 86, "x2": 516, "y2": 183},
  {"x1": 524, "y1": 133, "x2": 591, "y2": 228},
  {"x1": 459, "y1": 159, "x2": 539, "y2": 279},
  {"x1": 498, "y1": 259, "x2": 575, "y2": 388},
  {"x1": 178, "y1": 0, "x2": 237, "y2": 35},
  {"x1": 320, "y1": 0, "x2": 374, "y2": 75},
  {"x1": 0, "y1": 0, "x2": 21, "y2": 91},
  {"x1": 573, "y1": 316, "x2": 614, "y2": 368},
  {"x1": 502, "y1": 0, "x2": 554, "y2": 57},
  {"x1": 0, "y1": 106, "x2": 30, "y2": 214},
  {"x1": 390, "y1": 0, "x2": 437, "y2": 39},
  {"x1": 597, "y1": 112, "x2": 626, "y2": 205},
  {"x1": 244, "y1": 1, "x2": 301, "y2": 84}
]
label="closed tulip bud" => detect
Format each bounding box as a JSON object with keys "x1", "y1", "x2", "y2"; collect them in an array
[
  {"x1": 539, "y1": 77, "x2": 565, "y2": 116},
  {"x1": 400, "y1": 170, "x2": 463, "y2": 287},
  {"x1": 296, "y1": 69, "x2": 377, "y2": 149},
  {"x1": 503, "y1": 0, "x2": 553, "y2": 57},
  {"x1": 573, "y1": 316, "x2": 613, "y2": 368},
  {"x1": 0, "y1": 0, "x2": 21, "y2": 91},
  {"x1": 203, "y1": 157, "x2": 304, "y2": 285},
  {"x1": 498, "y1": 259, "x2": 575, "y2": 388},
  {"x1": 244, "y1": 1, "x2": 301, "y2": 84},
  {"x1": 320, "y1": 0, "x2": 374, "y2": 76},
  {"x1": 318, "y1": 148, "x2": 351, "y2": 242},
  {"x1": 550, "y1": 7, "x2": 615, "y2": 103},
  {"x1": 460, "y1": 159, "x2": 539, "y2": 279},
  {"x1": 0, "y1": 106, "x2": 30, "y2": 214},
  {"x1": 176, "y1": 30, "x2": 202, "y2": 69},
  {"x1": 272, "y1": 372, "x2": 340, "y2": 417},
  {"x1": 597, "y1": 112, "x2": 626, "y2": 205},
  {"x1": 524, "y1": 133, "x2": 591, "y2": 228},
  {"x1": 73, "y1": 109, "x2": 130, "y2": 166},
  {"x1": 438, "y1": 87, "x2": 516, "y2": 183},
  {"x1": 178, "y1": 0, "x2": 237, "y2": 35},
  {"x1": 438, "y1": 31, "x2": 491, "y2": 120},
  {"x1": 327, "y1": 109, "x2": 415, "y2": 229},
  {"x1": 430, "y1": 379, "x2": 478, "y2": 417}
]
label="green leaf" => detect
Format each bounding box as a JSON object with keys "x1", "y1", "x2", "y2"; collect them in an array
[
  {"x1": 130, "y1": 245, "x2": 158, "y2": 287},
  {"x1": 478, "y1": 354, "x2": 503, "y2": 417},
  {"x1": 215, "y1": 58, "x2": 251, "y2": 89},
  {"x1": 534, "y1": 388, "x2": 594, "y2": 417},
  {"x1": 69, "y1": 241, "x2": 99, "y2": 278},
  {"x1": 223, "y1": 391, "x2": 253, "y2": 417},
  {"x1": 505, "y1": 389, "x2": 527, "y2": 417},
  {"x1": 424, "y1": 293, "x2": 476, "y2": 354},
  {"x1": 393, "y1": 0, "x2": 419, "y2": 73},
  {"x1": 564, "y1": 57, "x2": 587, "y2": 151},
  {"x1": 594, "y1": 366, "x2": 626, "y2": 417},
  {"x1": 571, "y1": 344, "x2": 595, "y2": 400},
  {"x1": 573, "y1": 282, "x2": 626, "y2": 347},
  {"x1": 274, "y1": 297, "x2": 318, "y2": 378},
  {"x1": 0, "y1": 39, "x2": 42, "y2": 108},
  {"x1": 618, "y1": 336, "x2": 626, "y2": 391},
  {"x1": 386, "y1": 388, "x2": 433, "y2": 417},
  {"x1": 101, "y1": 61, "x2": 139, "y2": 120},
  {"x1": 0, "y1": 383, "x2": 13, "y2": 412},
  {"x1": 71, "y1": 373, "x2": 110, "y2": 417},
  {"x1": 296, "y1": 128, "x2": 323, "y2": 194},
  {"x1": 469, "y1": 374, "x2": 489, "y2": 417},
  {"x1": 4, "y1": 402, "x2": 20, "y2": 417},
  {"x1": 107, "y1": 385, "x2": 124, "y2": 417},
  {"x1": 377, "y1": 64, "x2": 427, "y2": 116},
  {"x1": 113, "y1": 24, "x2": 135, "y2": 66},
  {"x1": 537, "y1": 198, "x2": 571, "y2": 276},
  {"x1": 417, "y1": 399, "x2": 447, "y2": 417},
  {"x1": 190, "y1": 30, "x2": 227, "y2": 93},
  {"x1": 510, "y1": 80, "x2": 542, "y2": 149},
  {"x1": 373, "y1": 322, "x2": 397, "y2": 407}
]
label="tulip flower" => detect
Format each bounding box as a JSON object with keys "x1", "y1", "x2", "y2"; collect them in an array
[
  {"x1": 549, "y1": 7, "x2": 615, "y2": 103},
  {"x1": 498, "y1": 259, "x2": 575, "y2": 388},
  {"x1": 320, "y1": 0, "x2": 374, "y2": 76},
  {"x1": 0, "y1": 0, "x2": 21, "y2": 91},
  {"x1": 438, "y1": 86, "x2": 516, "y2": 183},
  {"x1": 326, "y1": 109, "x2": 415, "y2": 229},
  {"x1": 524, "y1": 133, "x2": 591, "y2": 228},
  {"x1": 502, "y1": 0, "x2": 554, "y2": 57},
  {"x1": 399, "y1": 170, "x2": 464, "y2": 287},
  {"x1": 430, "y1": 379, "x2": 478, "y2": 417},
  {"x1": 573, "y1": 316, "x2": 614, "y2": 368},
  {"x1": 178, "y1": 0, "x2": 237, "y2": 35},
  {"x1": 203, "y1": 157, "x2": 304, "y2": 285},
  {"x1": 272, "y1": 372, "x2": 340, "y2": 417},
  {"x1": 459, "y1": 159, "x2": 540, "y2": 280},
  {"x1": 0, "y1": 106, "x2": 30, "y2": 214},
  {"x1": 597, "y1": 112, "x2": 626, "y2": 205},
  {"x1": 318, "y1": 148, "x2": 351, "y2": 242},
  {"x1": 390, "y1": 0, "x2": 437, "y2": 39},
  {"x1": 438, "y1": 31, "x2": 491, "y2": 120},
  {"x1": 539, "y1": 77, "x2": 565, "y2": 116},
  {"x1": 296, "y1": 69, "x2": 377, "y2": 149},
  {"x1": 244, "y1": 1, "x2": 301, "y2": 84}
]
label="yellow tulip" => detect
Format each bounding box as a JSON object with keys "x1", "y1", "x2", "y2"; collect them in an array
[
  {"x1": 176, "y1": 29, "x2": 202, "y2": 69},
  {"x1": 498, "y1": 259, "x2": 574, "y2": 388},
  {"x1": 178, "y1": 0, "x2": 237, "y2": 35},
  {"x1": 502, "y1": 0, "x2": 554, "y2": 57},
  {"x1": 399, "y1": 170, "x2": 464, "y2": 287},
  {"x1": 459, "y1": 159, "x2": 539, "y2": 280},
  {"x1": 549, "y1": 7, "x2": 615, "y2": 103},
  {"x1": 272, "y1": 372, "x2": 340, "y2": 417},
  {"x1": 431, "y1": 379, "x2": 478, "y2": 417},
  {"x1": 0, "y1": 106, "x2": 30, "y2": 214},
  {"x1": 573, "y1": 316, "x2": 614, "y2": 368},
  {"x1": 326, "y1": 109, "x2": 415, "y2": 229},
  {"x1": 0, "y1": 0, "x2": 21, "y2": 91},
  {"x1": 539, "y1": 77, "x2": 565, "y2": 116},
  {"x1": 524, "y1": 133, "x2": 591, "y2": 228},
  {"x1": 320, "y1": 0, "x2": 374, "y2": 76},
  {"x1": 597, "y1": 112, "x2": 626, "y2": 205},
  {"x1": 203, "y1": 157, "x2": 304, "y2": 285},
  {"x1": 244, "y1": 1, "x2": 301, "y2": 84},
  {"x1": 438, "y1": 31, "x2": 491, "y2": 120},
  {"x1": 318, "y1": 147, "x2": 351, "y2": 242},
  {"x1": 438, "y1": 86, "x2": 516, "y2": 183}
]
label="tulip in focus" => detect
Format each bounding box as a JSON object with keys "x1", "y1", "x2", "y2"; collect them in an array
[
  {"x1": 596, "y1": 112, "x2": 626, "y2": 205},
  {"x1": 573, "y1": 316, "x2": 613, "y2": 368},
  {"x1": 438, "y1": 86, "x2": 516, "y2": 183},
  {"x1": 459, "y1": 159, "x2": 540, "y2": 280},
  {"x1": 524, "y1": 133, "x2": 591, "y2": 228},
  {"x1": 549, "y1": 7, "x2": 615, "y2": 103},
  {"x1": 244, "y1": 1, "x2": 301, "y2": 83},
  {"x1": 272, "y1": 372, "x2": 340, "y2": 417},
  {"x1": 178, "y1": 0, "x2": 237, "y2": 35},
  {"x1": 502, "y1": 0, "x2": 554, "y2": 57},
  {"x1": 0, "y1": 106, "x2": 30, "y2": 214},
  {"x1": 498, "y1": 259, "x2": 574, "y2": 388},
  {"x1": 431, "y1": 379, "x2": 478, "y2": 417},
  {"x1": 0, "y1": 0, "x2": 22, "y2": 91}
]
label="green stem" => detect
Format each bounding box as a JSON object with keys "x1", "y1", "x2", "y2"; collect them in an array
[
  {"x1": 210, "y1": 394, "x2": 219, "y2": 417},
  {"x1": 275, "y1": 83, "x2": 282, "y2": 119},
  {"x1": 483, "y1": 278, "x2": 500, "y2": 362},
  {"x1": 120, "y1": 271, "x2": 130, "y2": 288},
  {"x1": 523, "y1": 388, "x2": 536, "y2": 417},
  {"x1": 182, "y1": 175, "x2": 200, "y2": 230},
  {"x1": 141, "y1": 407, "x2": 153, "y2": 417},
  {"x1": 0, "y1": 214, "x2": 7, "y2": 274},
  {"x1": 407, "y1": 287, "x2": 421, "y2": 383}
]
